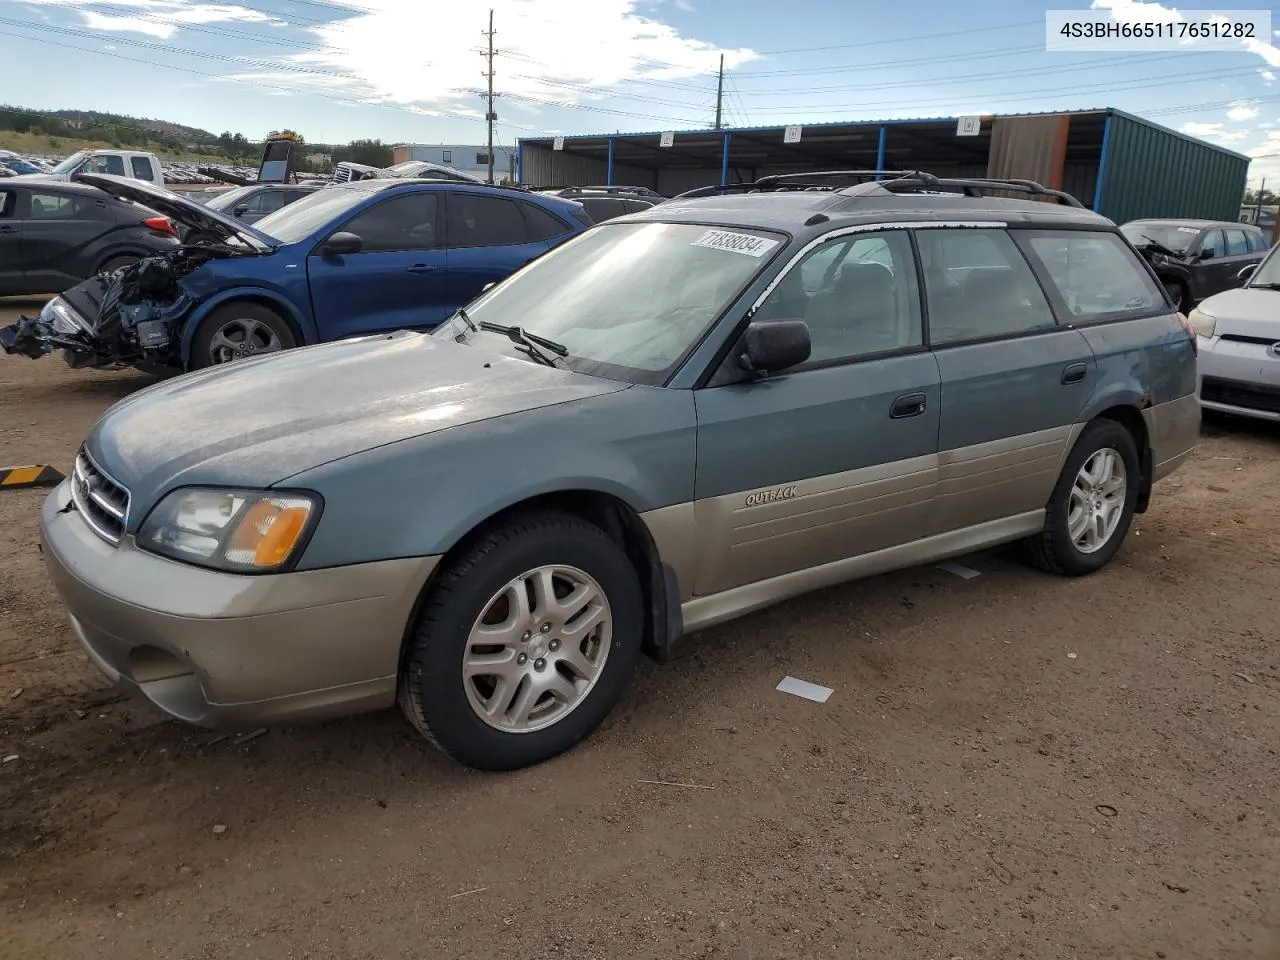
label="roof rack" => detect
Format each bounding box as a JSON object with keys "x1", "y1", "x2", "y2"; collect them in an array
[
  {"x1": 540, "y1": 185, "x2": 665, "y2": 199},
  {"x1": 669, "y1": 170, "x2": 1084, "y2": 208}
]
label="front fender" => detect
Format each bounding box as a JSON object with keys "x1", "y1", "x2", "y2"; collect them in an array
[
  {"x1": 178, "y1": 287, "x2": 318, "y2": 365},
  {"x1": 282, "y1": 386, "x2": 699, "y2": 572}
]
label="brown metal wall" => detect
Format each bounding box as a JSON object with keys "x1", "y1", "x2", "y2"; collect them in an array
[{"x1": 986, "y1": 115, "x2": 1070, "y2": 195}]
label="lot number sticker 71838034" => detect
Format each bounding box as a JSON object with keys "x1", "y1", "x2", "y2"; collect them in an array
[{"x1": 691, "y1": 229, "x2": 780, "y2": 258}]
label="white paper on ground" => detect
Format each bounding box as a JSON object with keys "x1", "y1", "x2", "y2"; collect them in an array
[
  {"x1": 937, "y1": 562, "x2": 982, "y2": 579},
  {"x1": 776, "y1": 676, "x2": 833, "y2": 703}
]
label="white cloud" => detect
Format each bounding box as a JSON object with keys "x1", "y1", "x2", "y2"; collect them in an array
[
  {"x1": 265, "y1": 0, "x2": 757, "y2": 130},
  {"x1": 1228, "y1": 101, "x2": 1261, "y2": 122},
  {"x1": 1094, "y1": 0, "x2": 1280, "y2": 66},
  {"x1": 1181, "y1": 121, "x2": 1223, "y2": 137},
  {"x1": 23, "y1": 0, "x2": 282, "y2": 40},
  {"x1": 1262, "y1": 70, "x2": 1276, "y2": 83}
]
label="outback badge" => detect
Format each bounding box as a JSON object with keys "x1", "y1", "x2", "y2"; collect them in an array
[{"x1": 745, "y1": 485, "x2": 798, "y2": 507}]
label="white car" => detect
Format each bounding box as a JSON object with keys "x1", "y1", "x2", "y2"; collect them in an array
[{"x1": 1188, "y1": 243, "x2": 1280, "y2": 421}]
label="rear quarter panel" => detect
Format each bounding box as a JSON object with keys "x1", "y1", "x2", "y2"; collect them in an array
[{"x1": 281, "y1": 385, "x2": 698, "y2": 572}]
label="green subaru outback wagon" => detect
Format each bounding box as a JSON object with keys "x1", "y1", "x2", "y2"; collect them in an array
[{"x1": 40, "y1": 171, "x2": 1200, "y2": 770}]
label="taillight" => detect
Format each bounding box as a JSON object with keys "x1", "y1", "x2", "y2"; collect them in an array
[
  {"x1": 1177, "y1": 311, "x2": 1197, "y2": 355},
  {"x1": 143, "y1": 216, "x2": 177, "y2": 238}
]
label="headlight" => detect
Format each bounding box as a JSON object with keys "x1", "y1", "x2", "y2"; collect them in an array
[
  {"x1": 1187, "y1": 307, "x2": 1217, "y2": 339},
  {"x1": 138, "y1": 488, "x2": 320, "y2": 573},
  {"x1": 40, "y1": 296, "x2": 88, "y2": 335}
]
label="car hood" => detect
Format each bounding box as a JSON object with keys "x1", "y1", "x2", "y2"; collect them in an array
[
  {"x1": 84, "y1": 330, "x2": 630, "y2": 519},
  {"x1": 1198, "y1": 287, "x2": 1280, "y2": 338},
  {"x1": 72, "y1": 173, "x2": 276, "y2": 251}
]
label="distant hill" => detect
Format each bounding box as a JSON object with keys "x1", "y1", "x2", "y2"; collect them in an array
[{"x1": 43, "y1": 109, "x2": 218, "y2": 143}]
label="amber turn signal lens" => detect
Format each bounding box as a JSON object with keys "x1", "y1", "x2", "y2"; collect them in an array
[{"x1": 224, "y1": 497, "x2": 314, "y2": 569}]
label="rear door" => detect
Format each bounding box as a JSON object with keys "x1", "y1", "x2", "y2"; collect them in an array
[
  {"x1": 0, "y1": 187, "x2": 20, "y2": 295},
  {"x1": 918, "y1": 226, "x2": 1097, "y2": 536},
  {"x1": 19, "y1": 187, "x2": 116, "y2": 292},
  {"x1": 1222, "y1": 225, "x2": 1261, "y2": 289},
  {"x1": 443, "y1": 191, "x2": 556, "y2": 309},
  {"x1": 306, "y1": 189, "x2": 451, "y2": 339}
]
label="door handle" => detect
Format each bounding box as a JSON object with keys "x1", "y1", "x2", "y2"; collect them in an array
[
  {"x1": 1061, "y1": 362, "x2": 1088, "y2": 385},
  {"x1": 406, "y1": 264, "x2": 438, "y2": 274},
  {"x1": 890, "y1": 393, "x2": 928, "y2": 419}
]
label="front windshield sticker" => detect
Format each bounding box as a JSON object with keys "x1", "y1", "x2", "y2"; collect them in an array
[
  {"x1": 690, "y1": 229, "x2": 780, "y2": 258},
  {"x1": 1177, "y1": 227, "x2": 1200, "y2": 234}
]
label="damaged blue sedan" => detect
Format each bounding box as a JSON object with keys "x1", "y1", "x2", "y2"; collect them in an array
[{"x1": 0, "y1": 173, "x2": 590, "y2": 371}]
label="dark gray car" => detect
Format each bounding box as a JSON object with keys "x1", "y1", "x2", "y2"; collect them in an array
[
  {"x1": 0, "y1": 178, "x2": 180, "y2": 296},
  {"x1": 36, "y1": 171, "x2": 1200, "y2": 771}
]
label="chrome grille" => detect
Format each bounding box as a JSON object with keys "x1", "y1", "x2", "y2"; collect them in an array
[
  {"x1": 331, "y1": 165, "x2": 354, "y2": 183},
  {"x1": 71, "y1": 448, "x2": 130, "y2": 545}
]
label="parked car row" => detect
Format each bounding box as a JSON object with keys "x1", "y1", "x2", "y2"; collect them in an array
[{"x1": 27, "y1": 169, "x2": 1204, "y2": 773}]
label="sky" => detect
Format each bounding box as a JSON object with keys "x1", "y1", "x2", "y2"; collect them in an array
[{"x1": 3, "y1": 0, "x2": 1280, "y2": 186}]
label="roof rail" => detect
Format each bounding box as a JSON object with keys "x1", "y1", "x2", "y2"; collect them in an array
[
  {"x1": 541, "y1": 185, "x2": 664, "y2": 198},
  {"x1": 669, "y1": 169, "x2": 1084, "y2": 208}
]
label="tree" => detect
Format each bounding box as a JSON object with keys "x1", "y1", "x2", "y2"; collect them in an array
[
  {"x1": 342, "y1": 137, "x2": 393, "y2": 167},
  {"x1": 267, "y1": 129, "x2": 304, "y2": 144}
]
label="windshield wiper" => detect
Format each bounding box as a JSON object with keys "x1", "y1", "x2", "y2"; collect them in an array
[
  {"x1": 1248, "y1": 282, "x2": 1280, "y2": 290},
  {"x1": 478, "y1": 321, "x2": 567, "y2": 368},
  {"x1": 456, "y1": 307, "x2": 478, "y2": 332},
  {"x1": 1139, "y1": 234, "x2": 1184, "y2": 258}
]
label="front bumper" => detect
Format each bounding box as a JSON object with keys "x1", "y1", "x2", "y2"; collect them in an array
[
  {"x1": 1197, "y1": 336, "x2": 1280, "y2": 422},
  {"x1": 40, "y1": 480, "x2": 439, "y2": 728}
]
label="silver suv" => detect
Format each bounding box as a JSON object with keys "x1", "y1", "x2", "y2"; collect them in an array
[{"x1": 37, "y1": 170, "x2": 1200, "y2": 771}]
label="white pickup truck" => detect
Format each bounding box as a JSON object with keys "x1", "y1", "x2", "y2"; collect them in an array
[{"x1": 34, "y1": 149, "x2": 166, "y2": 188}]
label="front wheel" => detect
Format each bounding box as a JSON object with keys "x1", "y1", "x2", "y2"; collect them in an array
[
  {"x1": 399, "y1": 510, "x2": 644, "y2": 771},
  {"x1": 1021, "y1": 419, "x2": 1141, "y2": 577},
  {"x1": 189, "y1": 302, "x2": 297, "y2": 370}
]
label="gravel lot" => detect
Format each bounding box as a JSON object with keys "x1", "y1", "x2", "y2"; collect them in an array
[{"x1": 2, "y1": 295, "x2": 1278, "y2": 960}]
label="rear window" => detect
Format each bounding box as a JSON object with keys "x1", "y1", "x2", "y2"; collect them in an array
[{"x1": 1019, "y1": 230, "x2": 1165, "y2": 319}]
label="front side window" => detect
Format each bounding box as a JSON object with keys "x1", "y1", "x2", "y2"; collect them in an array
[
  {"x1": 0, "y1": 190, "x2": 14, "y2": 217},
  {"x1": 340, "y1": 192, "x2": 439, "y2": 252},
  {"x1": 1224, "y1": 228, "x2": 1249, "y2": 257},
  {"x1": 1021, "y1": 230, "x2": 1164, "y2": 319},
  {"x1": 435, "y1": 221, "x2": 784, "y2": 384},
  {"x1": 83, "y1": 155, "x2": 125, "y2": 176},
  {"x1": 447, "y1": 193, "x2": 527, "y2": 247},
  {"x1": 756, "y1": 232, "x2": 922, "y2": 362},
  {"x1": 917, "y1": 228, "x2": 1056, "y2": 344},
  {"x1": 1199, "y1": 228, "x2": 1225, "y2": 259}
]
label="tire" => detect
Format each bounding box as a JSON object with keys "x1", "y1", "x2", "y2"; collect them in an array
[
  {"x1": 399, "y1": 510, "x2": 644, "y2": 771},
  {"x1": 1021, "y1": 419, "x2": 1141, "y2": 577},
  {"x1": 1163, "y1": 279, "x2": 1187, "y2": 312},
  {"x1": 189, "y1": 302, "x2": 297, "y2": 370},
  {"x1": 98, "y1": 255, "x2": 139, "y2": 276}
]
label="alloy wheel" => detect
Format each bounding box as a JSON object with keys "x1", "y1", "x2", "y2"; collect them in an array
[{"x1": 1068, "y1": 447, "x2": 1128, "y2": 554}]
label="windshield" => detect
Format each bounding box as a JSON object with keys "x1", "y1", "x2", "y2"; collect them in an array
[
  {"x1": 251, "y1": 184, "x2": 374, "y2": 244},
  {"x1": 1248, "y1": 243, "x2": 1280, "y2": 286},
  {"x1": 3, "y1": 158, "x2": 41, "y2": 175},
  {"x1": 51, "y1": 151, "x2": 90, "y2": 175},
  {"x1": 204, "y1": 185, "x2": 257, "y2": 212},
  {"x1": 1120, "y1": 222, "x2": 1200, "y2": 255},
  {"x1": 434, "y1": 221, "x2": 786, "y2": 385}
]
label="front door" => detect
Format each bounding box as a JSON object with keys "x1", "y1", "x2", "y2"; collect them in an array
[
  {"x1": 306, "y1": 189, "x2": 451, "y2": 340},
  {"x1": 443, "y1": 191, "x2": 553, "y2": 311},
  {"x1": 1192, "y1": 227, "x2": 1230, "y2": 299},
  {"x1": 691, "y1": 230, "x2": 941, "y2": 597}
]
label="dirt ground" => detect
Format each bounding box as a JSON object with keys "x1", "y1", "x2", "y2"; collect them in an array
[{"x1": 1, "y1": 294, "x2": 1278, "y2": 960}]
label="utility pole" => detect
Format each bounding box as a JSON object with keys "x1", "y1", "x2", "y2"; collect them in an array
[
  {"x1": 481, "y1": 9, "x2": 497, "y2": 184},
  {"x1": 713, "y1": 53, "x2": 725, "y2": 130},
  {"x1": 1254, "y1": 176, "x2": 1266, "y2": 220}
]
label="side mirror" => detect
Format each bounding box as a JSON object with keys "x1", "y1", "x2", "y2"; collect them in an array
[
  {"x1": 1237, "y1": 263, "x2": 1258, "y2": 282},
  {"x1": 738, "y1": 318, "x2": 810, "y2": 375},
  {"x1": 233, "y1": 204, "x2": 249, "y2": 217},
  {"x1": 1199, "y1": 249, "x2": 1215, "y2": 260},
  {"x1": 323, "y1": 231, "x2": 363, "y2": 256}
]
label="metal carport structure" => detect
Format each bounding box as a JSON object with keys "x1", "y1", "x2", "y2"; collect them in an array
[{"x1": 517, "y1": 108, "x2": 1250, "y2": 222}]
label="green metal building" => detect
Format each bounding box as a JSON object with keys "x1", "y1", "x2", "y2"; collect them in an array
[{"x1": 517, "y1": 107, "x2": 1249, "y2": 223}]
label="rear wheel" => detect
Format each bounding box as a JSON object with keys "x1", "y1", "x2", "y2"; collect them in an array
[
  {"x1": 398, "y1": 510, "x2": 644, "y2": 771},
  {"x1": 190, "y1": 302, "x2": 296, "y2": 369},
  {"x1": 1021, "y1": 419, "x2": 1141, "y2": 577}
]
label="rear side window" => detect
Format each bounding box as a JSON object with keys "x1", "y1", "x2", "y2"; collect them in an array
[
  {"x1": 521, "y1": 201, "x2": 570, "y2": 241},
  {"x1": 1247, "y1": 231, "x2": 1269, "y2": 253},
  {"x1": 129, "y1": 156, "x2": 154, "y2": 180},
  {"x1": 0, "y1": 190, "x2": 13, "y2": 217},
  {"x1": 915, "y1": 228, "x2": 1056, "y2": 344},
  {"x1": 1224, "y1": 228, "x2": 1249, "y2": 256},
  {"x1": 27, "y1": 191, "x2": 100, "y2": 220},
  {"x1": 581, "y1": 197, "x2": 626, "y2": 222},
  {"x1": 1020, "y1": 230, "x2": 1165, "y2": 320},
  {"x1": 447, "y1": 193, "x2": 528, "y2": 247}
]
